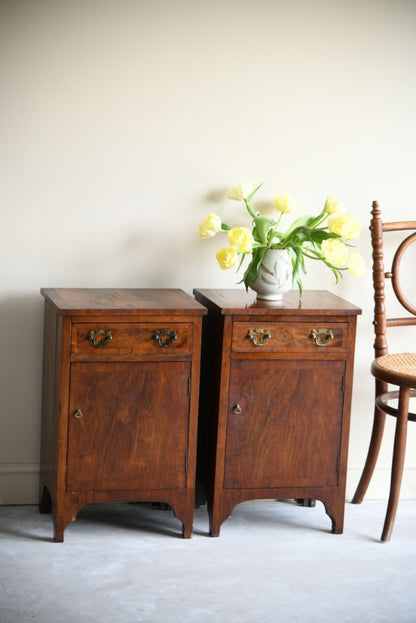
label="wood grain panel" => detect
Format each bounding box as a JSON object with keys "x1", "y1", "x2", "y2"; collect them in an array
[
  {"x1": 224, "y1": 359, "x2": 345, "y2": 488},
  {"x1": 71, "y1": 322, "x2": 193, "y2": 360},
  {"x1": 67, "y1": 361, "x2": 190, "y2": 492}
]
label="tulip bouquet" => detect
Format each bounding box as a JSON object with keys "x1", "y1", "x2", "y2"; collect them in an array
[{"x1": 198, "y1": 183, "x2": 365, "y2": 295}]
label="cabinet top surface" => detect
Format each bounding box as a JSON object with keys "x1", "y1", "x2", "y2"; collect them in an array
[
  {"x1": 41, "y1": 288, "x2": 206, "y2": 315},
  {"x1": 193, "y1": 289, "x2": 361, "y2": 316}
]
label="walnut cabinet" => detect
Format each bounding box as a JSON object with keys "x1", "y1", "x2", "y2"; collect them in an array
[
  {"x1": 39, "y1": 288, "x2": 206, "y2": 541},
  {"x1": 193, "y1": 289, "x2": 361, "y2": 536}
]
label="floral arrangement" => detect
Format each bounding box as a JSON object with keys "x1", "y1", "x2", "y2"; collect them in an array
[{"x1": 198, "y1": 183, "x2": 365, "y2": 294}]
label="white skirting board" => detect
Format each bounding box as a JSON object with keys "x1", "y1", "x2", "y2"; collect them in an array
[
  {"x1": 346, "y1": 465, "x2": 416, "y2": 500},
  {"x1": 0, "y1": 464, "x2": 40, "y2": 505}
]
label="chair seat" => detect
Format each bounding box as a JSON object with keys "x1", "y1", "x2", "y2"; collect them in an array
[{"x1": 371, "y1": 353, "x2": 416, "y2": 388}]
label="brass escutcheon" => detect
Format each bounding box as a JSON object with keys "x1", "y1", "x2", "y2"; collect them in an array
[
  {"x1": 310, "y1": 328, "x2": 334, "y2": 346},
  {"x1": 247, "y1": 328, "x2": 272, "y2": 346}
]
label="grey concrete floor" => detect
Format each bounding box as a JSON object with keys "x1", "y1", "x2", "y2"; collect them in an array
[{"x1": 1, "y1": 499, "x2": 415, "y2": 623}]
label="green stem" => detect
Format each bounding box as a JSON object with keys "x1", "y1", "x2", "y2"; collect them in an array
[
  {"x1": 244, "y1": 199, "x2": 257, "y2": 220},
  {"x1": 275, "y1": 212, "x2": 283, "y2": 229},
  {"x1": 309, "y1": 207, "x2": 328, "y2": 228}
]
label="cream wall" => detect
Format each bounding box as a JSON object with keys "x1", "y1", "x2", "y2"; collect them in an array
[{"x1": 1, "y1": 0, "x2": 416, "y2": 504}]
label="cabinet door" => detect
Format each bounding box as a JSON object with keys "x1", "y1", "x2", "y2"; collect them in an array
[
  {"x1": 67, "y1": 361, "x2": 190, "y2": 492},
  {"x1": 224, "y1": 359, "x2": 345, "y2": 489}
]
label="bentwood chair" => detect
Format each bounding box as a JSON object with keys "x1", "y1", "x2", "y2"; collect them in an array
[{"x1": 352, "y1": 201, "x2": 416, "y2": 541}]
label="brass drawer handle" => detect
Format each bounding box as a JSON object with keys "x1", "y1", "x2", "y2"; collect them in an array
[
  {"x1": 153, "y1": 328, "x2": 178, "y2": 348},
  {"x1": 232, "y1": 404, "x2": 242, "y2": 414},
  {"x1": 247, "y1": 328, "x2": 272, "y2": 346},
  {"x1": 87, "y1": 329, "x2": 113, "y2": 348},
  {"x1": 310, "y1": 328, "x2": 334, "y2": 346},
  {"x1": 73, "y1": 408, "x2": 83, "y2": 419}
]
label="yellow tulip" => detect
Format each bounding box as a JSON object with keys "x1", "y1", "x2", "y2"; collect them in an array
[
  {"x1": 324, "y1": 196, "x2": 345, "y2": 215},
  {"x1": 328, "y1": 213, "x2": 361, "y2": 240},
  {"x1": 228, "y1": 184, "x2": 258, "y2": 201},
  {"x1": 348, "y1": 252, "x2": 366, "y2": 278},
  {"x1": 274, "y1": 195, "x2": 298, "y2": 214},
  {"x1": 321, "y1": 238, "x2": 349, "y2": 267},
  {"x1": 227, "y1": 227, "x2": 254, "y2": 253},
  {"x1": 198, "y1": 213, "x2": 222, "y2": 238},
  {"x1": 216, "y1": 247, "x2": 238, "y2": 270}
]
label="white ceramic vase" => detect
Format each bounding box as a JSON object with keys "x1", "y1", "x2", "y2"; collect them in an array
[{"x1": 249, "y1": 248, "x2": 293, "y2": 301}]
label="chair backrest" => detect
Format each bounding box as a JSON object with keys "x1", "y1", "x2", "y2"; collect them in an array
[{"x1": 371, "y1": 200, "x2": 416, "y2": 359}]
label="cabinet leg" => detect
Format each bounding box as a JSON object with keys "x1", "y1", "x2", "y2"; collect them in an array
[
  {"x1": 208, "y1": 496, "x2": 235, "y2": 537},
  {"x1": 53, "y1": 513, "x2": 67, "y2": 542},
  {"x1": 180, "y1": 507, "x2": 194, "y2": 539},
  {"x1": 208, "y1": 510, "x2": 221, "y2": 537},
  {"x1": 321, "y1": 493, "x2": 344, "y2": 534},
  {"x1": 52, "y1": 502, "x2": 80, "y2": 543},
  {"x1": 330, "y1": 517, "x2": 343, "y2": 534},
  {"x1": 208, "y1": 506, "x2": 222, "y2": 537},
  {"x1": 182, "y1": 522, "x2": 193, "y2": 539},
  {"x1": 170, "y1": 500, "x2": 194, "y2": 539},
  {"x1": 39, "y1": 487, "x2": 75, "y2": 541}
]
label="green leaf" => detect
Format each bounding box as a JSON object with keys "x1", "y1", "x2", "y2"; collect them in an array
[
  {"x1": 282, "y1": 226, "x2": 339, "y2": 248},
  {"x1": 252, "y1": 216, "x2": 274, "y2": 245},
  {"x1": 296, "y1": 275, "x2": 303, "y2": 297},
  {"x1": 291, "y1": 252, "x2": 303, "y2": 296},
  {"x1": 236, "y1": 252, "x2": 246, "y2": 273},
  {"x1": 242, "y1": 246, "x2": 267, "y2": 290},
  {"x1": 306, "y1": 229, "x2": 339, "y2": 244},
  {"x1": 283, "y1": 215, "x2": 316, "y2": 237},
  {"x1": 246, "y1": 183, "x2": 264, "y2": 203}
]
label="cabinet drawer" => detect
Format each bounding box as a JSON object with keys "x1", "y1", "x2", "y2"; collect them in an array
[
  {"x1": 231, "y1": 321, "x2": 348, "y2": 354},
  {"x1": 71, "y1": 322, "x2": 193, "y2": 360}
]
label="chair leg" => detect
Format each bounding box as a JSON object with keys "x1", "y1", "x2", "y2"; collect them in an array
[
  {"x1": 381, "y1": 386, "x2": 410, "y2": 542},
  {"x1": 352, "y1": 407, "x2": 386, "y2": 504}
]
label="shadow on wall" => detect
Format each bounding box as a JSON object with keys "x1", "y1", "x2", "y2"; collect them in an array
[
  {"x1": 66, "y1": 229, "x2": 200, "y2": 290},
  {"x1": 0, "y1": 294, "x2": 45, "y2": 462}
]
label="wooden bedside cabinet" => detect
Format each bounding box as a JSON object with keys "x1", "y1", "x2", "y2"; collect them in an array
[
  {"x1": 39, "y1": 288, "x2": 206, "y2": 541},
  {"x1": 193, "y1": 288, "x2": 361, "y2": 537}
]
